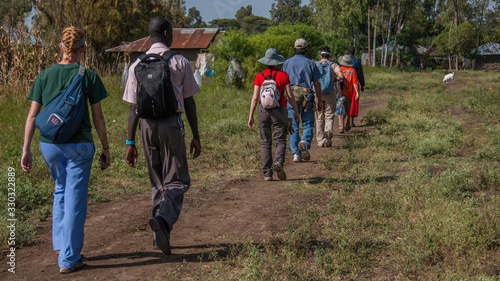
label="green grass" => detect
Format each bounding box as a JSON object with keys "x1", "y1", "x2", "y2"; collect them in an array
[
  {"x1": 1, "y1": 68, "x2": 500, "y2": 279},
  {"x1": 177, "y1": 69, "x2": 499, "y2": 280}
]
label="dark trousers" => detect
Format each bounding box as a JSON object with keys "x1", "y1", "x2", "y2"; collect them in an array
[
  {"x1": 140, "y1": 115, "x2": 190, "y2": 232},
  {"x1": 257, "y1": 105, "x2": 288, "y2": 177}
]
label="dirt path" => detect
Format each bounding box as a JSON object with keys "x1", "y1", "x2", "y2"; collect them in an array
[{"x1": 1, "y1": 92, "x2": 387, "y2": 280}]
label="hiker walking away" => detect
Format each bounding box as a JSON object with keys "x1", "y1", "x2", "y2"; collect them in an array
[
  {"x1": 282, "y1": 38, "x2": 323, "y2": 162},
  {"x1": 347, "y1": 46, "x2": 365, "y2": 127},
  {"x1": 21, "y1": 26, "x2": 110, "y2": 274},
  {"x1": 123, "y1": 16, "x2": 201, "y2": 255},
  {"x1": 248, "y1": 48, "x2": 300, "y2": 181},
  {"x1": 315, "y1": 46, "x2": 344, "y2": 147},
  {"x1": 337, "y1": 55, "x2": 360, "y2": 133}
]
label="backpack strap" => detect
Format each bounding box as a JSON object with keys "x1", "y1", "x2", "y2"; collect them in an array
[
  {"x1": 161, "y1": 50, "x2": 178, "y2": 61},
  {"x1": 137, "y1": 53, "x2": 148, "y2": 62},
  {"x1": 260, "y1": 71, "x2": 267, "y2": 80},
  {"x1": 137, "y1": 50, "x2": 177, "y2": 63},
  {"x1": 66, "y1": 65, "x2": 86, "y2": 104},
  {"x1": 261, "y1": 69, "x2": 278, "y2": 80},
  {"x1": 78, "y1": 64, "x2": 85, "y2": 76},
  {"x1": 271, "y1": 70, "x2": 278, "y2": 80}
]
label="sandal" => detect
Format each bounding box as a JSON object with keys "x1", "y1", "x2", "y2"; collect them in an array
[
  {"x1": 59, "y1": 267, "x2": 74, "y2": 274},
  {"x1": 59, "y1": 258, "x2": 84, "y2": 274}
]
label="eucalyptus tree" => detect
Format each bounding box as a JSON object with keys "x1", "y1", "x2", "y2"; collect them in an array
[
  {"x1": 271, "y1": 0, "x2": 313, "y2": 25},
  {"x1": 311, "y1": 0, "x2": 369, "y2": 49}
]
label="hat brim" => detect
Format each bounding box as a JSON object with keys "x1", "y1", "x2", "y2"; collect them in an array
[
  {"x1": 257, "y1": 55, "x2": 285, "y2": 66},
  {"x1": 338, "y1": 57, "x2": 354, "y2": 68}
]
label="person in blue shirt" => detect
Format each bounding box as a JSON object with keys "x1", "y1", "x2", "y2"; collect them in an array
[
  {"x1": 347, "y1": 46, "x2": 365, "y2": 127},
  {"x1": 283, "y1": 38, "x2": 323, "y2": 162}
]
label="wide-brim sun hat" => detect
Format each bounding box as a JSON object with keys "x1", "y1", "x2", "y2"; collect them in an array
[
  {"x1": 338, "y1": 55, "x2": 354, "y2": 67},
  {"x1": 258, "y1": 48, "x2": 285, "y2": 66}
]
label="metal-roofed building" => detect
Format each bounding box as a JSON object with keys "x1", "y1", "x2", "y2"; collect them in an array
[
  {"x1": 106, "y1": 28, "x2": 222, "y2": 70},
  {"x1": 473, "y1": 42, "x2": 500, "y2": 70}
]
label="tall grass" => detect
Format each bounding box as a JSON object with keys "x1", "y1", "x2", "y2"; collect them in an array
[{"x1": 0, "y1": 26, "x2": 113, "y2": 97}]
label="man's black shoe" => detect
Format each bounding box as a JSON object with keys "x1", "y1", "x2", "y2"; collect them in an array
[{"x1": 149, "y1": 216, "x2": 171, "y2": 255}]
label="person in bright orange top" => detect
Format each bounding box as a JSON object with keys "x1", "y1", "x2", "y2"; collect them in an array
[{"x1": 337, "y1": 55, "x2": 360, "y2": 133}]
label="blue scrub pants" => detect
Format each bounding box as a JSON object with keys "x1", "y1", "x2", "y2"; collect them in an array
[
  {"x1": 287, "y1": 101, "x2": 315, "y2": 156},
  {"x1": 40, "y1": 142, "x2": 94, "y2": 269}
]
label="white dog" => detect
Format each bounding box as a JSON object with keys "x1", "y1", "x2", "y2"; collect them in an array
[{"x1": 443, "y1": 72, "x2": 455, "y2": 84}]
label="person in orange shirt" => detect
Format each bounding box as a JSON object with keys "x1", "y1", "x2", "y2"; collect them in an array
[{"x1": 337, "y1": 55, "x2": 360, "y2": 133}]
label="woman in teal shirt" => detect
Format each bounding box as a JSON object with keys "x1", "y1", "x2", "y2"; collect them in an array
[{"x1": 21, "y1": 26, "x2": 110, "y2": 274}]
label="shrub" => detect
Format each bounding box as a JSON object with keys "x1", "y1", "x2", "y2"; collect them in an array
[{"x1": 210, "y1": 24, "x2": 329, "y2": 87}]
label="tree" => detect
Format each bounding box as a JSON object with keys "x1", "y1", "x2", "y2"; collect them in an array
[
  {"x1": 450, "y1": 22, "x2": 476, "y2": 68},
  {"x1": 209, "y1": 18, "x2": 239, "y2": 30},
  {"x1": 270, "y1": 0, "x2": 311, "y2": 25},
  {"x1": 187, "y1": 7, "x2": 206, "y2": 28},
  {"x1": 234, "y1": 5, "x2": 271, "y2": 34},
  {"x1": 31, "y1": 0, "x2": 190, "y2": 50},
  {"x1": 0, "y1": 0, "x2": 31, "y2": 27},
  {"x1": 311, "y1": 0, "x2": 368, "y2": 49},
  {"x1": 165, "y1": 0, "x2": 189, "y2": 28},
  {"x1": 241, "y1": 15, "x2": 271, "y2": 34},
  {"x1": 235, "y1": 5, "x2": 252, "y2": 21}
]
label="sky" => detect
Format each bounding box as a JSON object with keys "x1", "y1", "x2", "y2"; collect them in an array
[{"x1": 184, "y1": 0, "x2": 311, "y2": 23}]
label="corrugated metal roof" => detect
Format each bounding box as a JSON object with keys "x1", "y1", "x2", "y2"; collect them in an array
[
  {"x1": 474, "y1": 42, "x2": 500, "y2": 55},
  {"x1": 106, "y1": 28, "x2": 220, "y2": 53}
]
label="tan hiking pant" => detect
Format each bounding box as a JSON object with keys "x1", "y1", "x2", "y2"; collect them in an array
[{"x1": 315, "y1": 92, "x2": 336, "y2": 146}]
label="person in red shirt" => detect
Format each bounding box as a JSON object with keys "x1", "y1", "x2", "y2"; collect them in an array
[
  {"x1": 337, "y1": 55, "x2": 360, "y2": 133},
  {"x1": 248, "y1": 48, "x2": 299, "y2": 181}
]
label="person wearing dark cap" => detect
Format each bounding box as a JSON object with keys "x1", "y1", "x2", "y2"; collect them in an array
[
  {"x1": 282, "y1": 38, "x2": 323, "y2": 162},
  {"x1": 248, "y1": 48, "x2": 299, "y2": 181},
  {"x1": 347, "y1": 46, "x2": 365, "y2": 127},
  {"x1": 337, "y1": 55, "x2": 360, "y2": 133},
  {"x1": 123, "y1": 16, "x2": 201, "y2": 255}
]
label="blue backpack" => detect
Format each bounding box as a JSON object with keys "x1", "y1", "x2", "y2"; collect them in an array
[
  {"x1": 35, "y1": 65, "x2": 86, "y2": 144},
  {"x1": 315, "y1": 61, "x2": 334, "y2": 94}
]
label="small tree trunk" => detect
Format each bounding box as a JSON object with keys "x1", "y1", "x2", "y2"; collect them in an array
[
  {"x1": 384, "y1": 10, "x2": 393, "y2": 67},
  {"x1": 448, "y1": 20, "x2": 453, "y2": 70},
  {"x1": 372, "y1": 0, "x2": 380, "y2": 66},
  {"x1": 380, "y1": 0, "x2": 385, "y2": 66},
  {"x1": 368, "y1": 7, "x2": 372, "y2": 66},
  {"x1": 390, "y1": 0, "x2": 402, "y2": 68}
]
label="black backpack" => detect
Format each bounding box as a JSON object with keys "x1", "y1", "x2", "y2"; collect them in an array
[{"x1": 134, "y1": 50, "x2": 178, "y2": 119}]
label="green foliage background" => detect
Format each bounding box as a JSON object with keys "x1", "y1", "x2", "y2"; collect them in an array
[{"x1": 210, "y1": 24, "x2": 330, "y2": 86}]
